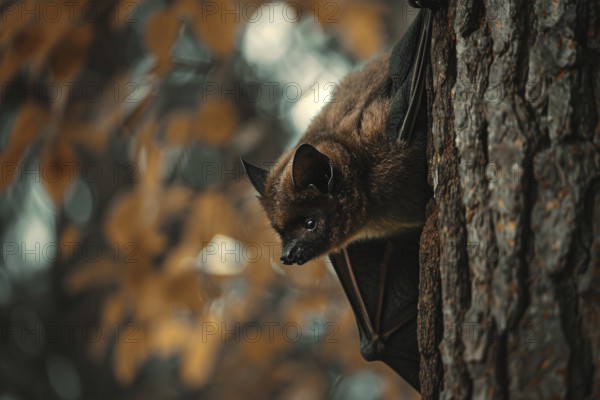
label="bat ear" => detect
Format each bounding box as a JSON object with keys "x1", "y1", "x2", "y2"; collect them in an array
[
  {"x1": 291, "y1": 144, "x2": 334, "y2": 195},
  {"x1": 241, "y1": 157, "x2": 268, "y2": 196}
]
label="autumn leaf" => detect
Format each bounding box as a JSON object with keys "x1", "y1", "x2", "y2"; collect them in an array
[
  {"x1": 180, "y1": 315, "x2": 223, "y2": 387},
  {"x1": 0, "y1": 25, "x2": 44, "y2": 81},
  {"x1": 164, "y1": 112, "x2": 192, "y2": 146},
  {"x1": 192, "y1": 0, "x2": 239, "y2": 57},
  {"x1": 49, "y1": 24, "x2": 93, "y2": 81},
  {"x1": 194, "y1": 100, "x2": 239, "y2": 147},
  {"x1": 114, "y1": 332, "x2": 149, "y2": 384},
  {"x1": 337, "y1": 1, "x2": 386, "y2": 59},
  {"x1": 145, "y1": 8, "x2": 179, "y2": 74},
  {"x1": 0, "y1": 103, "x2": 49, "y2": 192},
  {"x1": 40, "y1": 140, "x2": 79, "y2": 205},
  {"x1": 104, "y1": 185, "x2": 167, "y2": 261},
  {"x1": 183, "y1": 191, "x2": 243, "y2": 248}
]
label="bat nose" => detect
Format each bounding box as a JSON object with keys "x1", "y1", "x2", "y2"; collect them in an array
[
  {"x1": 280, "y1": 243, "x2": 299, "y2": 265},
  {"x1": 280, "y1": 253, "x2": 295, "y2": 265}
]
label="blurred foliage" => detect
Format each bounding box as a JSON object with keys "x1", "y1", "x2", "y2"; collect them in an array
[{"x1": 0, "y1": 0, "x2": 420, "y2": 398}]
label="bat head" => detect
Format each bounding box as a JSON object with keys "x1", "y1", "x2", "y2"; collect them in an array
[{"x1": 242, "y1": 143, "x2": 349, "y2": 265}]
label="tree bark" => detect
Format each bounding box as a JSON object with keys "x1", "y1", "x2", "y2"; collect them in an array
[{"x1": 418, "y1": 0, "x2": 600, "y2": 398}]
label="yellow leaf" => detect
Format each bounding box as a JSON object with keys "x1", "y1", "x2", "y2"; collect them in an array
[
  {"x1": 336, "y1": 1, "x2": 386, "y2": 59},
  {"x1": 145, "y1": 9, "x2": 179, "y2": 74},
  {"x1": 114, "y1": 333, "x2": 148, "y2": 384},
  {"x1": 49, "y1": 24, "x2": 92, "y2": 81},
  {"x1": 181, "y1": 316, "x2": 222, "y2": 387},
  {"x1": 104, "y1": 186, "x2": 167, "y2": 260},
  {"x1": 183, "y1": 191, "x2": 242, "y2": 248},
  {"x1": 149, "y1": 318, "x2": 192, "y2": 357},
  {"x1": 194, "y1": 100, "x2": 238, "y2": 147},
  {"x1": 0, "y1": 103, "x2": 48, "y2": 192},
  {"x1": 40, "y1": 140, "x2": 78, "y2": 205},
  {"x1": 165, "y1": 113, "x2": 192, "y2": 146},
  {"x1": 193, "y1": 0, "x2": 238, "y2": 57}
]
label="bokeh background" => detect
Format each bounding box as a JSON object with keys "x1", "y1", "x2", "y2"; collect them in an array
[{"x1": 0, "y1": 0, "x2": 421, "y2": 398}]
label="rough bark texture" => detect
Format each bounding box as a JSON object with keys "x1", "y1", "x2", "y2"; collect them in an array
[{"x1": 418, "y1": 0, "x2": 600, "y2": 398}]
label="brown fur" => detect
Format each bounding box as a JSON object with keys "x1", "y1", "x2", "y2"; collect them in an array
[{"x1": 256, "y1": 51, "x2": 430, "y2": 262}]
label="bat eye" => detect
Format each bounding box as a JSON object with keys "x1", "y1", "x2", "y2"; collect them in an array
[{"x1": 305, "y1": 219, "x2": 317, "y2": 231}]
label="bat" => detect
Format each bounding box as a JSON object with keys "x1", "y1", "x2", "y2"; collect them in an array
[{"x1": 241, "y1": 0, "x2": 445, "y2": 392}]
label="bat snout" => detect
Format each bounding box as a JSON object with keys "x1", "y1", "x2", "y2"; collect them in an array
[
  {"x1": 280, "y1": 253, "x2": 296, "y2": 265},
  {"x1": 280, "y1": 242, "x2": 309, "y2": 265},
  {"x1": 280, "y1": 252, "x2": 307, "y2": 265},
  {"x1": 280, "y1": 242, "x2": 298, "y2": 265}
]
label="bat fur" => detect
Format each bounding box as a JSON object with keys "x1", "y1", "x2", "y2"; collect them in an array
[{"x1": 243, "y1": 51, "x2": 430, "y2": 265}]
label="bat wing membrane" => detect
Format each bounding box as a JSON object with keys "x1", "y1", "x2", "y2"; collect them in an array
[
  {"x1": 329, "y1": 232, "x2": 422, "y2": 391},
  {"x1": 387, "y1": 9, "x2": 433, "y2": 144}
]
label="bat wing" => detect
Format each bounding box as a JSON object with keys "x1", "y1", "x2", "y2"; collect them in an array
[
  {"x1": 329, "y1": 232, "x2": 422, "y2": 391},
  {"x1": 387, "y1": 8, "x2": 434, "y2": 144}
]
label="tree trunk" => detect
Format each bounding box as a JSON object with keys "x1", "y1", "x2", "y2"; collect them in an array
[{"x1": 418, "y1": 1, "x2": 600, "y2": 398}]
